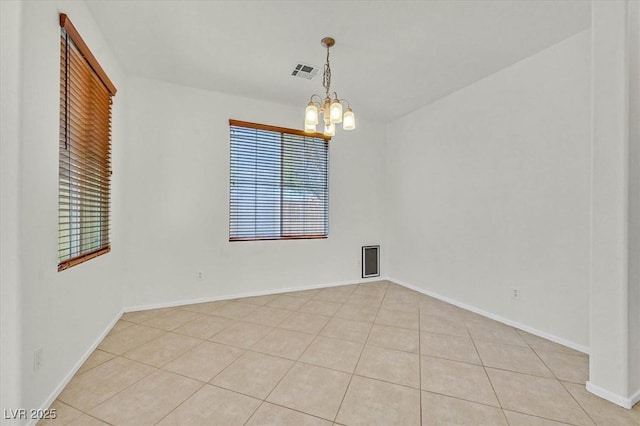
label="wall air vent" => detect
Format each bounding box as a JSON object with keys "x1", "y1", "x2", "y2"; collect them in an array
[
  {"x1": 362, "y1": 245, "x2": 380, "y2": 278},
  {"x1": 291, "y1": 63, "x2": 319, "y2": 80}
]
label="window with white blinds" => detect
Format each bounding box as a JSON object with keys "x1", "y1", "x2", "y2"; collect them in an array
[
  {"x1": 58, "y1": 13, "x2": 116, "y2": 271},
  {"x1": 229, "y1": 120, "x2": 330, "y2": 241}
]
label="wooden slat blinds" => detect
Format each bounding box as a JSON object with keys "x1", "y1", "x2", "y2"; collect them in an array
[
  {"x1": 229, "y1": 120, "x2": 330, "y2": 241},
  {"x1": 58, "y1": 14, "x2": 115, "y2": 271}
]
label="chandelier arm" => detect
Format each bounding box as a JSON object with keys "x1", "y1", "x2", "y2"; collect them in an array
[{"x1": 309, "y1": 94, "x2": 323, "y2": 104}]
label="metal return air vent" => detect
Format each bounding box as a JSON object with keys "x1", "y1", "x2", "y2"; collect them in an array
[{"x1": 291, "y1": 63, "x2": 319, "y2": 80}]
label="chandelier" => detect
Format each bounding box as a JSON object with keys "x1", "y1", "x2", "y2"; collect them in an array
[{"x1": 304, "y1": 37, "x2": 355, "y2": 136}]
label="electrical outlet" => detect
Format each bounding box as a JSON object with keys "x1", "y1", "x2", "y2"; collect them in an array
[
  {"x1": 33, "y1": 348, "x2": 43, "y2": 372},
  {"x1": 511, "y1": 288, "x2": 520, "y2": 301},
  {"x1": 196, "y1": 271, "x2": 204, "y2": 281}
]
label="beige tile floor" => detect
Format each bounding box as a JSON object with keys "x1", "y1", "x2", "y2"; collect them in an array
[{"x1": 42, "y1": 281, "x2": 640, "y2": 425}]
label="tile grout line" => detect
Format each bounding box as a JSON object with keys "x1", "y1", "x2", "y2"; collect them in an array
[
  {"x1": 330, "y1": 280, "x2": 390, "y2": 423},
  {"x1": 245, "y1": 283, "x2": 360, "y2": 424},
  {"x1": 467, "y1": 326, "x2": 509, "y2": 424},
  {"x1": 530, "y1": 345, "x2": 597, "y2": 425},
  {"x1": 151, "y1": 380, "x2": 207, "y2": 425}
]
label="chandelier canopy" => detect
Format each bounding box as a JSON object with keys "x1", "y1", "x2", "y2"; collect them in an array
[{"x1": 304, "y1": 37, "x2": 355, "y2": 136}]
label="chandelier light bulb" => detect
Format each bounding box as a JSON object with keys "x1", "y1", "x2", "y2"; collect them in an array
[
  {"x1": 329, "y1": 100, "x2": 343, "y2": 124},
  {"x1": 305, "y1": 102, "x2": 318, "y2": 126},
  {"x1": 324, "y1": 122, "x2": 335, "y2": 136},
  {"x1": 342, "y1": 108, "x2": 355, "y2": 130},
  {"x1": 305, "y1": 121, "x2": 317, "y2": 133}
]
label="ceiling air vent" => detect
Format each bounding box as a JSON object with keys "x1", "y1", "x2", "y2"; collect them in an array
[{"x1": 291, "y1": 63, "x2": 319, "y2": 80}]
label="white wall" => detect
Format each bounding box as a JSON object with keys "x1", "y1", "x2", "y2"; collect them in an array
[
  {"x1": 1, "y1": 0, "x2": 24, "y2": 420},
  {"x1": 386, "y1": 31, "x2": 591, "y2": 348},
  {"x1": 122, "y1": 77, "x2": 387, "y2": 308},
  {"x1": 10, "y1": 0, "x2": 127, "y2": 414},
  {"x1": 628, "y1": 0, "x2": 640, "y2": 399}
]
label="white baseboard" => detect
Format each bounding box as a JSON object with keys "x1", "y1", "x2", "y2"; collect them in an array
[
  {"x1": 29, "y1": 309, "x2": 124, "y2": 426},
  {"x1": 586, "y1": 381, "x2": 635, "y2": 409},
  {"x1": 123, "y1": 276, "x2": 390, "y2": 313},
  {"x1": 389, "y1": 277, "x2": 590, "y2": 355},
  {"x1": 630, "y1": 387, "x2": 640, "y2": 408}
]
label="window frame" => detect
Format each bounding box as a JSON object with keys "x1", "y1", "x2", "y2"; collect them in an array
[
  {"x1": 229, "y1": 119, "x2": 331, "y2": 242},
  {"x1": 58, "y1": 13, "x2": 116, "y2": 271}
]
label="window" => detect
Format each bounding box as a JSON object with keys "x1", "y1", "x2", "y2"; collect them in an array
[
  {"x1": 58, "y1": 14, "x2": 117, "y2": 271},
  {"x1": 229, "y1": 120, "x2": 330, "y2": 241}
]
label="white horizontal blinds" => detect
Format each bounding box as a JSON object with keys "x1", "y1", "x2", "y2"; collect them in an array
[
  {"x1": 281, "y1": 133, "x2": 328, "y2": 237},
  {"x1": 229, "y1": 121, "x2": 329, "y2": 241},
  {"x1": 58, "y1": 23, "x2": 114, "y2": 270}
]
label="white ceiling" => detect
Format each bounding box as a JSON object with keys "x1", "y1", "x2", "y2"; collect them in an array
[{"x1": 86, "y1": 0, "x2": 590, "y2": 122}]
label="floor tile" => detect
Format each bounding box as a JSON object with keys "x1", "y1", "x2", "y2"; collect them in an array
[
  {"x1": 251, "y1": 328, "x2": 315, "y2": 360},
  {"x1": 298, "y1": 299, "x2": 342, "y2": 317},
  {"x1": 563, "y1": 381, "x2": 637, "y2": 425},
  {"x1": 65, "y1": 414, "x2": 110, "y2": 426},
  {"x1": 286, "y1": 288, "x2": 322, "y2": 299},
  {"x1": 123, "y1": 332, "x2": 201, "y2": 367},
  {"x1": 36, "y1": 400, "x2": 82, "y2": 425},
  {"x1": 353, "y1": 283, "x2": 387, "y2": 298},
  {"x1": 420, "y1": 314, "x2": 470, "y2": 338},
  {"x1": 89, "y1": 370, "x2": 201, "y2": 425},
  {"x1": 267, "y1": 295, "x2": 309, "y2": 310},
  {"x1": 278, "y1": 311, "x2": 329, "y2": 334},
  {"x1": 120, "y1": 309, "x2": 164, "y2": 324},
  {"x1": 334, "y1": 303, "x2": 378, "y2": 323},
  {"x1": 246, "y1": 402, "x2": 332, "y2": 426},
  {"x1": 503, "y1": 410, "x2": 573, "y2": 425},
  {"x1": 173, "y1": 315, "x2": 233, "y2": 339},
  {"x1": 211, "y1": 351, "x2": 293, "y2": 399},
  {"x1": 375, "y1": 308, "x2": 419, "y2": 330},
  {"x1": 77, "y1": 350, "x2": 115, "y2": 374},
  {"x1": 313, "y1": 287, "x2": 355, "y2": 303},
  {"x1": 106, "y1": 320, "x2": 134, "y2": 336},
  {"x1": 321, "y1": 317, "x2": 372, "y2": 343},
  {"x1": 58, "y1": 357, "x2": 155, "y2": 411},
  {"x1": 534, "y1": 349, "x2": 589, "y2": 384},
  {"x1": 345, "y1": 293, "x2": 383, "y2": 308},
  {"x1": 517, "y1": 330, "x2": 587, "y2": 356},
  {"x1": 474, "y1": 340, "x2": 553, "y2": 377},
  {"x1": 467, "y1": 319, "x2": 528, "y2": 347},
  {"x1": 97, "y1": 324, "x2": 166, "y2": 355},
  {"x1": 210, "y1": 321, "x2": 273, "y2": 349},
  {"x1": 420, "y1": 298, "x2": 471, "y2": 321},
  {"x1": 486, "y1": 368, "x2": 594, "y2": 425},
  {"x1": 381, "y1": 298, "x2": 420, "y2": 313},
  {"x1": 178, "y1": 300, "x2": 229, "y2": 315},
  {"x1": 336, "y1": 375, "x2": 420, "y2": 426},
  {"x1": 356, "y1": 345, "x2": 420, "y2": 388},
  {"x1": 368, "y1": 324, "x2": 419, "y2": 353},
  {"x1": 157, "y1": 384, "x2": 260, "y2": 425},
  {"x1": 236, "y1": 294, "x2": 279, "y2": 306},
  {"x1": 421, "y1": 391, "x2": 508, "y2": 425},
  {"x1": 211, "y1": 301, "x2": 259, "y2": 320},
  {"x1": 420, "y1": 356, "x2": 500, "y2": 407},
  {"x1": 163, "y1": 341, "x2": 244, "y2": 382},
  {"x1": 299, "y1": 335, "x2": 363, "y2": 373},
  {"x1": 141, "y1": 309, "x2": 202, "y2": 331},
  {"x1": 420, "y1": 331, "x2": 481, "y2": 364},
  {"x1": 243, "y1": 306, "x2": 292, "y2": 327},
  {"x1": 267, "y1": 363, "x2": 351, "y2": 421},
  {"x1": 48, "y1": 282, "x2": 608, "y2": 426}
]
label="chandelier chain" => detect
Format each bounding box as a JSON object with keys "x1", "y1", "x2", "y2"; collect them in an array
[{"x1": 323, "y1": 45, "x2": 331, "y2": 97}]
